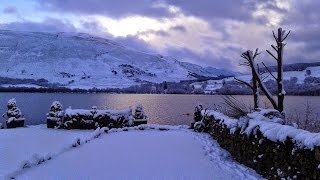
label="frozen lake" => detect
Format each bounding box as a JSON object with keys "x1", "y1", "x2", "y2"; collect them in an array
[{"x1": 0, "y1": 93, "x2": 319, "y2": 126}]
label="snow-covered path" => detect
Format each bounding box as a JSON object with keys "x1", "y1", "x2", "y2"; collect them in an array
[{"x1": 1, "y1": 125, "x2": 262, "y2": 179}]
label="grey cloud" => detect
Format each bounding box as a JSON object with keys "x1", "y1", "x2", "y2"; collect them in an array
[
  {"x1": 164, "y1": 47, "x2": 239, "y2": 71},
  {"x1": 166, "y1": 0, "x2": 253, "y2": 20},
  {"x1": 282, "y1": 1, "x2": 320, "y2": 63},
  {"x1": 35, "y1": 0, "x2": 254, "y2": 21},
  {"x1": 36, "y1": 0, "x2": 172, "y2": 18},
  {"x1": 3, "y1": 6, "x2": 18, "y2": 14},
  {"x1": 0, "y1": 18, "x2": 76, "y2": 32},
  {"x1": 113, "y1": 35, "x2": 155, "y2": 53},
  {"x1": 80, "y1": 20, "x2": 113, "y2": 38},
  {"x1": 110, "y1": 33, "x2": 239, "y2": 71},
  {"x1": 170, "y1": 25, "x2": 187, "y2": 32},
  {"x1": 137, "y1": 29, "x2": 170, "y2": 37}
]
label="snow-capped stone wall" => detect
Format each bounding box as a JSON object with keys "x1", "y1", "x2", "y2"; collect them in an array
[{"x1": 194, "y1": 109, "x2": 320, "y2": 179}]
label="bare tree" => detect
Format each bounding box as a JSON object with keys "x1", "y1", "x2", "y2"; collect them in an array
[
  {"x1": 234, "y1": 49, "x2": 260, "y2": 109},
  {"x1": 239, "y1": 49, "x2": 278, "y2": 110},
  {"x1": 265, "y1": 28, "x2": 291, "y2": 114}
]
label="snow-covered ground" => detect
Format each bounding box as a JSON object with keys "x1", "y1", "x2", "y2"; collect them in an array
[
  {"x1": 0, "y1": 125, "x2": 92, "y2": 179},
  {"x1": 1, "y1": 125, "x2": 262, "y2": 179}
]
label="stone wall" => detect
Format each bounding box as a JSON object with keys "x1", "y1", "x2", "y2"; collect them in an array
[{"x1": 195, "y1": 110, "x2": 320, "y2": 179}]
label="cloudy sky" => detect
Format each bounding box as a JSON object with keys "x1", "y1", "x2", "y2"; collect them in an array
[{"x1": 0, "y1": 0, "x2": 319, "y2": 71}]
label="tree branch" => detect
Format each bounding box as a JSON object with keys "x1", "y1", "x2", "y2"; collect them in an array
[
  {"x1": 266, "y1": 50, "x2": 278, "y2": 61},
  {"x1": 281, "y1": 30, "x2": 291, "y2": 42},
  {"x1": 261, "y1": 75, "x2": 269, "y2": 81},
  {"x1": 253, "y1": 48, "x2": 261, "y2": 59},
  {"x1": 262, "y1": 62, "x2": 277, "y2": 80},
  {"x1": 271, "y1": 44, "x2": 278, "y2": 52},
  {"x1": 234, "y1": 77, "x2": 253, "y2": 89},
  {"x1": 239, "y1": 62, "x2": 250, "y2": 66},
  {"x1": 272, "y1": 31, "x2": 278, "y2": 42}
]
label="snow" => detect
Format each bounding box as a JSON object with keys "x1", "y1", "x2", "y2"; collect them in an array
[
  {"x1": 7, "y1": 98, "x2": 17, "y2": 106},
  {"x1": 0, "y1": 125, "x2": 262, "y2": 179},
  {"x1": 202, "y1": 110, "x2": 238, "y2": 129},
  {"x1": 64, "y1": 107, "x2": 93, "y2": 117},
  {"x1": 0, "y1": 84, "x2": 47, "y2": 89},
  {"x1": 0, "y1": 125, "x2": 92, "y2": 179},
  {"x1": 50, "y1": 101, "x2": 63, "y2": 110},
  {"x1": 64, "y1": 107, "x2": 134, "y2": 120}
]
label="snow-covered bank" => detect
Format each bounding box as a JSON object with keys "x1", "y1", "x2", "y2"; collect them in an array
[{"x1": 1, "y1": 125, "x2": 261, "y2": 179}]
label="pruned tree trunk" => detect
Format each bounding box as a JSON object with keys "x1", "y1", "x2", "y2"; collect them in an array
[
  {"x1": 252, "y1": 68, "x2": 259, "y2": 109},
  {"x1": 266, "y1": 27, "x2": 290, "y2": 114}
]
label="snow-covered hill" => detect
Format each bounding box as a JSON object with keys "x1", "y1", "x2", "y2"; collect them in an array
[
  {"x1": 228, "y1": 66, "x2": 320, "y2": 84},
  {"x1": 0, "y1": 30, "x2": 237, "y2": 89},
  {"x1": 191, "y1": 65, "x2": 320, "y2": 94}
]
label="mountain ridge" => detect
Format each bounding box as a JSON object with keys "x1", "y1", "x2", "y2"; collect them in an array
[{"x1": 0, "y1": 30, "x2": 238, "y2": 89}]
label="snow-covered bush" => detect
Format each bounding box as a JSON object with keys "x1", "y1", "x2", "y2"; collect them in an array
[
  {"x1": 5, "y1": 98, "x2": 23, "y2": 119},
  {"x1": 134, "y1": 104, "x2": 147, "y2": 120},
  {"x1": 63, "y1": 107, "x2": 96, "y2": 129},
  {"x1": 47, "y1": 101, "x2": 64, "y2": 128},
  {"x1": 3, "y1": 98, "x2": 25, "y2": 128}
]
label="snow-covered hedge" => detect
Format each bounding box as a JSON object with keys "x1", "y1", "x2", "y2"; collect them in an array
[
  {"x1": 194, "y1": 108, "x2": 320, "y2": 179},
  {"x1": 63, "y1": 107, "x2": 134, "y2": 129},
  {"x1": 46, "y1": 102, "x2": 146, "y2": 129}
]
